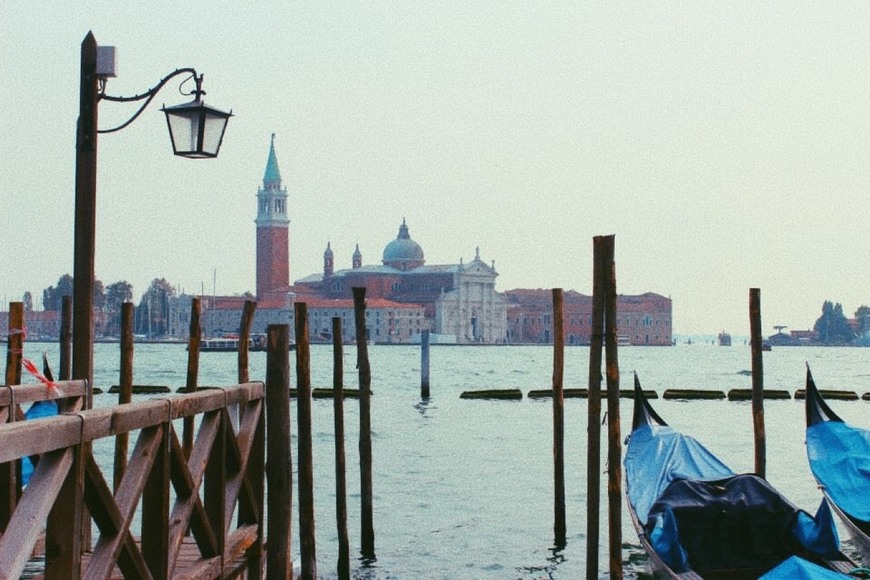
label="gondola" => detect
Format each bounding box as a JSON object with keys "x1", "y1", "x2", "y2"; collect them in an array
[
  {"x1": 625, "y1": 373, "x2": 856, "y2": 579},
  {"x1": 805, "y1": 366, "x2": 870, "y2": 563}
]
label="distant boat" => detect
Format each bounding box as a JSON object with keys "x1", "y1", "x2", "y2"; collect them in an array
[
  {"x1": 718, "y1": 331, "x2": 732, "y2": 346},
  {"x1": 804, "y1": 366, "x2": 870, "y2": 563},
  {"x1": 194, "y1": 334, "x2": 293, "y2": 352},
  {"x1": 625, "y1": 373, "x2": 855, "y2": 578},
  {"x1": 762, "y1": 341, "x2": 772, "y2": 351}
]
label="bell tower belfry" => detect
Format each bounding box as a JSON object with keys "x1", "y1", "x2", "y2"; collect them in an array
[{"x1": 255, "y1": 134, "x2": 290, "y2": 301}]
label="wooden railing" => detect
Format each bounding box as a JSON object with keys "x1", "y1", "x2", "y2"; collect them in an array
[{"x1": 0, "y1": 380, "x2": 265, "y2": 580}]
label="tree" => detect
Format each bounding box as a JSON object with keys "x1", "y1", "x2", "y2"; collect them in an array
[
  {"x1": 42, "y1": 274, "x2": 74, "y2": 311},
  {"x1": 855, "y1": 305, "x2": 870, "y2": 338},
  {"x1": 136, "y1": 278, "x2": 175, "y2": 337},
  {"x1": 22, "y1": 291, "x2": 33, "y2": 312},
  {"x1": 813, "y1": 301, "x2": 854, "y2": 344},
  {"x1": 93, "y1": 279, "x2": 106, "y2": 311},
  {"x1": 104, "y1": 281, "x2": 133, "y2": 337},
  {"x1": 42, "y1": 274, "x2": 106, "y2": 313}
]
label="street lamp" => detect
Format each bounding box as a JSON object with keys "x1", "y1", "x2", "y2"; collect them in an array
[{"x1": 73, "y1": 31, "x2": 231, "y2": 397}]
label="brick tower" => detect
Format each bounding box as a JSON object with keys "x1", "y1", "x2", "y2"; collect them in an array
[{"x1": 255, "y1": 134, "x2": 290, "y2": 302}]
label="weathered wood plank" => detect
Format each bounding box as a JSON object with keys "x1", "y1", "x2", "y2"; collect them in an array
[
  {"x1": 204, "y1": 411, "x2": 227, "y2": 554},
  {"x1": 142, "y1": 422, "x2": 170, "y2": 580},
  {"x1": 0, "y1": 380, "x2": 88, "y2": 406},
  {"x1": 0, "y1": 448, "x2": 72, "y2": 580},
  {"x1": 170, "y1": 389, "x2": 231, "y2": 419},
  {"x1": 222, "y1": 401, "x2": 261, "y2": 528},
  {"x1": 82, "y1": 453, "x2": 152, "y2": 580},
  {"x1": 86, "y1": 425, "x2": 162, "y2": 579},
  {"x1": 168, "y1": 413, "x2": 219, "y2": 571},
  {"x1": 0, "y1": 416, "x2": 83, "y2": 462},
  {"x1": 239, "y1": 398, "x2": 265, "y2": 579}
]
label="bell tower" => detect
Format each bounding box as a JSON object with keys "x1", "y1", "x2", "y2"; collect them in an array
[{"x1": 255, "y1": 134, "x2": 290, "y2": 301}]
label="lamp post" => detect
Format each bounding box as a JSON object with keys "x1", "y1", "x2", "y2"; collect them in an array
[{"x1": 72, "y1": 31, "x2": 231, "y2": 394}]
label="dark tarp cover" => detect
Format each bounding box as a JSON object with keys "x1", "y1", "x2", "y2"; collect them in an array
[
  {"x1": 759, "y1": 555, "x2": 849, "y2": 579},
  {"x1": 645, "y1": 475, "x2": 840, "y2": 572},
  {"x1": 807, "y1": 420, "x2": 870, "y2": 523},
  {"x1": 626, "y1": 422, "x2": 841, "y2": 573}
]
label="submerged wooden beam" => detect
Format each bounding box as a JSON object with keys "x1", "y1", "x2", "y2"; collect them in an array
[
  {"x1": 663, "y1": 389, "x2": 726, "y2": 400},
  {"x1": 727, "y1": 389, "x2": 791, "y2": 401},
  {"x1": 459, "y1": 389, "x2": 523, "y2": 400},
  {"x1": 527, "y1": 388, "x2": 656, "y2": 399},
  {"x1": 794, "y1": 389, "x2": 859, "y2": 401}
]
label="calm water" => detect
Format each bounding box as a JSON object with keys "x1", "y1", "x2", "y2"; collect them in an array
[{"x1": 21, "y1": 341, "x2": 870, "y2": 578}]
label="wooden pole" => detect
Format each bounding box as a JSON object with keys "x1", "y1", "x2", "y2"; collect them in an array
[
  {"x1": 352, "y1": 287, "x2": 376, "y2": 560},
  {"x1": 602, "y1": 235, "x2": 622, "y2": 579},
  {"x1": 71, "y1": 35, "x2": 99, "y2": 556},
  {"x1": 238, "y1": 299, "x2": 257, "y2": 384},
  {"x1": 586, "y1": 238, "x2": 606, "y2": 579},
  {"x1": 234, "y1": 299, "x2": 257, "y2": 433},
  {"x1": 332, "y1": 317, "x2": 350, "y2": 579},
  {"x1": 0, "y1": 303, "x2": 23, "y2": 531},
  {"x1": 72, "y1": 31, "x2": 98, "y2": 404},
  {"x1": 266, "y1": 324, "x2": 293, "y2": 579},
  {"x1": 113, "y1": 302, "x2": 134, "y2": 491},
  {"x1": 59, "y1": 295, "x2": 72, "y2": 381},
  {"x1": 749, "y1": 288, "x2": 766, "y2": 478},
  {"x1": 4, "y1": 302, "x2": 23, "y2": 387},
  {"x1": 295, "y1": 303, "x2": 317, "y2": 579},
  {"x1": 421, "y1": 329, "x2": 430, "y2": 399},
  {"x1": 551, "y1": 289, "x2": 566, "y2": 547},
  {"x1": 183, "y1": 297, "x2": 201, "y2": 458}
]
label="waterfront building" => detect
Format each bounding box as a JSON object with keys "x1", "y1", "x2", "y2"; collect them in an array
[
  {"x1": 504, "y1": 289, "x2": 673, "y2": 346},
  {"x1": 295, "y1": 221, "x2": 508, "y2": 344}
]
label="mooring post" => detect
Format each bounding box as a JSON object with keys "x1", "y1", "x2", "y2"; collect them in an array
[
  {"x1": 421, "y1": 329, "x2": 431, "y2": 399},
  {"x1": 332, "y1": 317, "x2": 351, "y2": 579},
  {"x1": 602, "y1": 235, "x2": 622, "y2": 579},
  {"x1": 352, "y1": 287, "x2": 376, "y2": 560},
  {"x1": 266, "y1": 324, "x2": 293, "y2": 578},
  {"x1": 114, "y1": 302, "x2": 134, "y2": 491},
  {"x1": 238, "y1": 299, "x2": 257, "y2": 384},
  {"x1": 1, "y1": 302, "x2": 23, "y2": 531},
  {"x1": 586, "y1": 238, "x2": 606, "y2": 579},
  {"x1": 749, "y1": 288, "x2": 766, "y2": 478},
  {"x1": 183, "y1": 296, "x2": 201, "y2": 458},
  {"x1": 552, "y1": 288, "x2": 566, "y2": 547},
  {"x1": 4, "y1": 302, "x2": 23, "y2": 387},
  {"x1": 235, "y1": 299, "x2": 257, "y2": 432},
  {"x1": 59, "y1": 295, "x2": 72, "y2": 381},
  {"x1": 295, "y1": 303, "x2": 317, "y2": 579}
]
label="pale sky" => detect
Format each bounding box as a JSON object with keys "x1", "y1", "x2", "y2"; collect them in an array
[{"x1": 3, "y1": 2, "x2": 870, "y2": 336}]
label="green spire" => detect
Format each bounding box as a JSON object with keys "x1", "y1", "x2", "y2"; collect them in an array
[{"x1": 263, "y1": 133, "x2": 281, "y2": 186}]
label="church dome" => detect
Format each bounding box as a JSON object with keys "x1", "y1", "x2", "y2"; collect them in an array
[{"x1": 382, "y1": 219, "x2": 424, "y2": 270}]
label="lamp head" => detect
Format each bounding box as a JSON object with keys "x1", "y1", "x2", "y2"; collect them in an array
[{"x1": 161, "y1": 76, "x2": 232, "y2": 158}]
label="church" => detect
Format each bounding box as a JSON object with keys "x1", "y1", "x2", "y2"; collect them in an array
[
  {"x1": 294, "y1": 220, "x2": 508, "y2": 344},
  {"x1": 173, "y1": 135, "x2": 671, "y2": 346},
  {"x1": 183, "y1": 135, "x2": 508, "y2": 344}
]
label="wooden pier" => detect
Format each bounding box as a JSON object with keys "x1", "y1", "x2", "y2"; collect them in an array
[
  {"x1": 0, "y1": 301, "x2": 296, "y2": 579},
  {"x1": 0, "y1": 378, "x2": 268, "y2": 579}
]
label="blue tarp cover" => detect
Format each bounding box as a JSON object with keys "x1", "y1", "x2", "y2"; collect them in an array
[
  {"x1": 626, "y1": 422, "x2": 841, "y2": 573},
  {"x1": 624, "y1": 423, "x2": 734, "y2": 525},
  {"x1": 807, "y1": 420, "x2": 870, "y2": 523},
  {"x1": 21, "y1": 400, "x2": 58, "y2": 485},
  {"x1": 759, "y1": 555, "x2": 849, "y2": 579}
]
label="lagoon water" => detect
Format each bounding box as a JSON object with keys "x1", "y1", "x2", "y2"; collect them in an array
[{"x1": 22, "y1": 341, "x2": 870, "y2": 578}]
